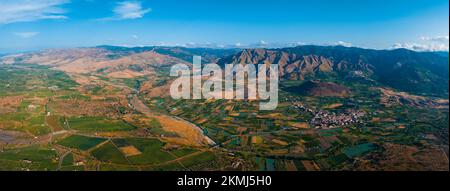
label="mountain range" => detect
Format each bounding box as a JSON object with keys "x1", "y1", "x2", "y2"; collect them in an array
[
  {"x1": 218, "y1": 46, "x2": 449, "y2": 97},
  {"x1": 1, "y1": 45, "x2": 448, "y2": 97}
]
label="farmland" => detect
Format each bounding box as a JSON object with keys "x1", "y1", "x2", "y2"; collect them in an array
[
  {"x1": 140, "y1": 78, "x2": 449, "y2": 171},
  {"x1": 66, "y1": 117, "x2": 136, "y2": 132},
  {"x1": 1, "y1": 0, "x2": 449, "y2": 173},
  {"x1": 0, "y1": 145, "x2": 59, "y2": 171},
  {"x1": 0, "y1": 64, "x2": 232, "y2": 171},
  {"x1": 1, "y1": 50, "x2": 448, "y2": 171},
  {"x1": 57, "y1": 135, "x2": 106, "y2": 151}
]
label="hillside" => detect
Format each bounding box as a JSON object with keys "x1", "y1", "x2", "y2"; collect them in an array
[
  {"x1": 0, "y1": 47, "x2": 189, "y2": 78},
  {"x1": 97, "y1": 45, "x2": 240, "y2": 63},
  {"x1": 284, "y1": 80, "x2": 351, "y2": 97},
  {"x1": 218, "y1": 46, "x2": 449, "y2": 97},
  {"x1": 0, "y1": 45, "x2": 449, "y2": 171},
  {"x1": 1, "y1": 45, "x2": 448, "y2": 96}
]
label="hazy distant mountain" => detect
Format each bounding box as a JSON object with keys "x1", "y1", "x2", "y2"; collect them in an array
[
  {"x1": 151, "y1": 47, "x2": 240, "y2": 64},
  {"x1": 431, "y1": 51, "x2": 449, "y2": 58},
  {"x1": 0, "y1": 47, "x2": 190, "y2": 78},
  {"x1": 0, "y1": 46, "x2": 239, "y2": 79},
  {"x1": 98, "y1": 45, "x2": 240, "y2": 63},
  {"x1": 218, "y1": 45, "x2": 449, "y2": 97}
]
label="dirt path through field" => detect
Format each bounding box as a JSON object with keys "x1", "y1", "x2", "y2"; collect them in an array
[
  {"x1": 57, "y1": 150, "x2": 72, "y2": 170},
  {"x1": 129, "y1": 95, "x2": 215, "y2": 147},
  {"x1": 79, "y1": 74, "x2": 215, "y2": 147}
]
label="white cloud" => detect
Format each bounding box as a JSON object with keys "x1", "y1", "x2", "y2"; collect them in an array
[
  {"x1": 259, "y1": 40, "x2": 268, "y2": 45},
  {"x1": 100, "y1": 1, "x2": 150, "y2": 21},
  {"x1": 393, "y1": 35, "x2": 449, "y2": 52},
  {"x1": 334, "y1": 41, "x2": 353, "y2": 47},
  {"x1": 392, "y1": 42, "x2": 449, "y2": 52},
  {"x1": 13, "y1": 32, "x2": 39, "y2": 38},
  {"x1": 0, "y1": 0, "x2": 69, "y2": 24}
]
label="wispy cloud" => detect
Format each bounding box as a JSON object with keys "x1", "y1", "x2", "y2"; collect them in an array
[
  {"x1": 115, "y1": 1, "x2": 151, "y2": 19},
  {"x1": 99, "y1": 1, "x2": 151, "y2": 21},
  {"x1": 0, "y1": 0, "x2": 70, "y2": 24},
  {"x1": 392, "y1": 43, "x2": 448, "y2": 52},
  {"x1": 13, "y1": 32, "x2": 39, "y2": 38},
  {"x1": 420, "y1": 35, "x2": 449, "y2": 43}
]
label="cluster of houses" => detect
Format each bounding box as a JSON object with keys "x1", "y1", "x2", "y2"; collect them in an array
[
  {"x1": 290, "y1": 99, "x2": 365, "y2": 129},
  {"x1": 311, "y1": 110, "x2": 365, "y2": 129}
]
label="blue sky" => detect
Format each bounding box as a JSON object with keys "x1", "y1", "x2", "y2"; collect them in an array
[{"x1": 0, "y1": 0, "x2": 448, "y2": 53}]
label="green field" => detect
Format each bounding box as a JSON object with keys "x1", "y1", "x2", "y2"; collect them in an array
[
  {"x1": 0, "y1": 146, "x2": 58, "y2": 171},
  {"x1": 0, "y1": 104, "x2": 51, "y2": 136},
  {"x1": 91, "y1": 141, "x2": 129, "y2": 164},
  {"x1": 90, "y1": 138, "x2": 177, "y2": 165},
  {"x1": 171, "y1": 148, "x2": 198, "y2": 157},
  {"x1": 27, "y1": 115, "x2": 51, "y2": 136},
  {"x1": 0, "y1": 65, "x2": 80, "y2": 136},
  {"x1": 57, "y1": 135, "x2": 106, "y2": 151},
  {"x1": 179, "y1": 152, "x2": 215, "y2": 167},
  {"x1": 117, "y1": 138, "x2": 175, "y2": 165},
  {"x1": 61, "y1": 153, "x2": 74, "y2": 166},
  {"x1": 60, "y1": 165, "x2": 85, "y2": 171},
  {"x1": 0, "y1": 64, "x2": 77, "y2": 96},
  {"x1": 343, "y1": 143, "x2": 377, "y2": 158},
  {"x1": 67, "y1": 117, "x2": 136, "y2": 132},
  {"x1": 143, "y1": 162, "x2": 185, "y2": 171},
  {"x1": 99, "y1": 163, "x2": 140, "y2": 171},
  {"x1": 58, "y1": 92, "x2": 90, "y2": 101}
]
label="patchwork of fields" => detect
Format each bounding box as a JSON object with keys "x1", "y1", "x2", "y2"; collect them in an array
[
  {"x1": 0, "y1": 62, "x2": 448, "y2": 171},
  {"x1": 0, "y1": 65, "x2": 222, "y2": 171},
  {"x1": 141, "y1": 79, "x2": 449, "y2": 171}
]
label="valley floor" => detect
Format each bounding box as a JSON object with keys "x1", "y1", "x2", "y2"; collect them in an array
[{"x1": 0, "y1": 63, "x2": 448, "y2": 171}]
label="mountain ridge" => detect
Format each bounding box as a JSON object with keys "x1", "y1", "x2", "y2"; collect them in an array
[
  {"x1": 218, "y1": 45, "x2": 449, "y2": 97},
  {"x1": 1, "y1": 45, "x2": 448, "y2": 97}
]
